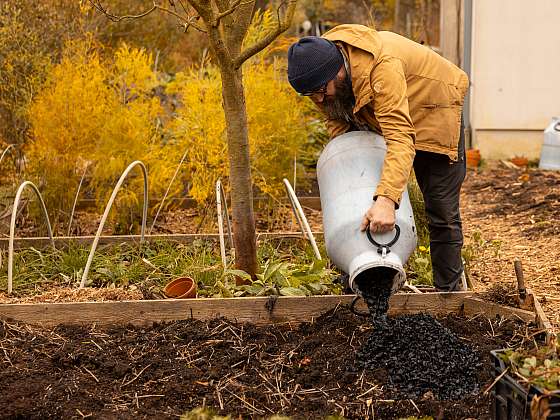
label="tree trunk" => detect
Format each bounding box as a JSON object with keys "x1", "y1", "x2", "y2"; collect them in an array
[{"x1": 219, "y1": 63, "x2": 258, "y2": 281}]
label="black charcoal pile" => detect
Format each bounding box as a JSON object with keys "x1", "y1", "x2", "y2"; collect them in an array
[{"x1": 356, "y1": 313, "x2": 481, "y2": 400}]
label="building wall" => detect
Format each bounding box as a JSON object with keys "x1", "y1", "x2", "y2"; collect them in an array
[{"x1": 470, "y1": 0, "x2": 560, "y2": 158}]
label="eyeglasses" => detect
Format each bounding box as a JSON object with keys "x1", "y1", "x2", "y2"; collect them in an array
[{"x1": 299, "y1": 84, "x2": 327, "y2": 97}]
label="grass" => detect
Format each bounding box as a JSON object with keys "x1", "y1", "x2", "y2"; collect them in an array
[{"x1": 0, "y1": 238, "x2": 342, "y2": 297}]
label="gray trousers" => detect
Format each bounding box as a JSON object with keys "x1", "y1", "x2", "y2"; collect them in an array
[{"x1": 412, "y1": 124, "x2": 466, "y2": 291}]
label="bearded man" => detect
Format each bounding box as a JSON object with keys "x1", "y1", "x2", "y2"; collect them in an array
[{"x1": 287, "y1": 24, "x2": 469, "y2": 292}]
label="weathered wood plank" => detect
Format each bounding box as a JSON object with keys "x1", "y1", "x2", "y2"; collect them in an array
[
  {"x1": 0, "y1": 232, "x2": 323, "y2": 250},
  {"x1": 462, "y1": 297, "x2": 537, "y2": 323},
  {"x1": 0, "y1": 292, "x2": 474, "y2": 327},
  {"x1": 526, "y1": 288, "x2": 555, "y2": 343},
  {"x1": 440, "y1": 0, "x2": 462, "y2": 66}
]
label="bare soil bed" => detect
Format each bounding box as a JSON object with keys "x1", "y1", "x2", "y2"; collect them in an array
[{"x1": 1, "y1": 308, "x2": 534, "y2": 419}]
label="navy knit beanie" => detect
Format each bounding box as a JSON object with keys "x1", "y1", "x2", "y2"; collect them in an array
[{"x1": 287, "y1": 37, "x2": 344, "y2": 94}]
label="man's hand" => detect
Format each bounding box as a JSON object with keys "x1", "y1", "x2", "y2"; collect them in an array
[{"x1": 360, "y1": 196, "x2": 396, "y2": 233}]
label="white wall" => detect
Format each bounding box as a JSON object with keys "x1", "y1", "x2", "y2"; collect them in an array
[{"x1": 470, "y1": 0, "x2": 560, "y2": 158}]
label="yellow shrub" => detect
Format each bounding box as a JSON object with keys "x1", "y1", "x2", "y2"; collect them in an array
[
  {"x1": 0, "y1": 0, "x2": 87, "y2": 149},
  {"x1": 27, "y1": 38, "x2": 175, "y2": 227},
  {"x1": 166, "y1": 39, "x2": 310, "y2": 203},
  {"x1": 26, "y1": 9, "x2": 315, "y2": 230}
]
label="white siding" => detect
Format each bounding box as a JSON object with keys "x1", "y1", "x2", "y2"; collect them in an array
[{"x1": 470, "y1": 0, "x2": 560, "y2": 156}]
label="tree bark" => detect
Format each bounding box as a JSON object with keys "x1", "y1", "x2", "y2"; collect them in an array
[{"x1": 219, "y1": 63, "x2": 258, "y2": 281}]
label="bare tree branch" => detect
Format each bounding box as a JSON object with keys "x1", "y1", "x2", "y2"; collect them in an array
[
  {"x1": 213, "y1": 0, "x2": 254, "y2": 27},
  {"x1": 187, "y1": 0, "x2": 233, "y2": 66},
  {"x1": 233, "y1": 0, "x2": 297, "y2": 69},
  {"x1": 156, "y1": 3, "x2": 207, "y2": 32},
  {"x1": 88, "y1": 0, "x2": 158, "y2": 22},
  {"x1": 176, "y1": 0, "x2": 191, "y2": 17},
  {"x1": 89, "y1": 0, "x2": 207, "y2": 33},
  {"x1": 182, "y1": 15, "x2": 206, "y2": 33}
]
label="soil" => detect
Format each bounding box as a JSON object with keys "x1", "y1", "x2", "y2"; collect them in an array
[
  {"x1": 1, "y1": 308, "x2": 534, "y2": 420},
  {"x1": 465, "y1": 165, "x2": 560, "y2": 239},
  {"x1": 479, "y1": 283, "x2": 521, "y2": 308}
]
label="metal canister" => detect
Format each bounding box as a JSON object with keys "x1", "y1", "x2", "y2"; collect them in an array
[{"x1": 317, "y1": 131, "x2": 417, "y2": 293}]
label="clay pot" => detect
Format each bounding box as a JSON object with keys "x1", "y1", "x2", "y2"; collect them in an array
[
  {"x1": 465, "y1": 149, "x2": 481, "y2": 168},
  {"x1": 510, "y1": 156, "x2": 528, "y2": 167},
  {"x1": 163, "y1": 277, "x2": 197, "y2": 299}
]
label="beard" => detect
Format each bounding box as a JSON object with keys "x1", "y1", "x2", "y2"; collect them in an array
[{"x1": 320, "y1": 74, "x2": 356, "y2": 122}]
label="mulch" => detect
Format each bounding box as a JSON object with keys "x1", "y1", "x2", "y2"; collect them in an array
[
  {"x1": 1, "y1": 308, "x2": 535, "y2": 419},
  {"x1": 460, "y1": 163, "x2": 560, "y2": 330}
]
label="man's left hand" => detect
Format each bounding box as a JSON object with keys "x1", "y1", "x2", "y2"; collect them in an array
[{"x1": 360, "y1": 196, "x2": 396, "y2": 233}]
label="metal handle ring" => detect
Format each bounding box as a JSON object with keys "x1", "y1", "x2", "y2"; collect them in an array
[{"x1": 366, "y1": 224, "x2": 401, "y2": 249}]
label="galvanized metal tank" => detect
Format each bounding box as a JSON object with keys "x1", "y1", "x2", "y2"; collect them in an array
[
  {"x1": 317, "y1": 131, "x2": 417, "y2": 293},
  {"x1": 539, "y1": 117, "x2": 560, "y2": 170}
]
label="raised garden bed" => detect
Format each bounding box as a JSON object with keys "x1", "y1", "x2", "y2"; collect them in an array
[
  {"x1": 0, "y1": 260, "x2": 552, "y2": 419},
  {"x1": 0, "y1": 224, "x2": 554, "y2": 418},
  {"x1": 0, "y1": 291, "x2": 541, "y2": 326},
  {"x1": 0, "y1": 306, "x2": 543, "y2": 419}
]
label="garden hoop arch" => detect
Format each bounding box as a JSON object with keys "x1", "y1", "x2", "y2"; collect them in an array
[
  {"x1": 216, "y1": 179, "x2": 234, "y2": 268},
  {"x1": 7, "y1": 181, "x2": 55, "y2": 294},
  {"x1": 79, "y1": 160, "x2": 148, "y2": 289},
  {"x1": 283, "y1": 178, "x2": 321, "y2": 260}
]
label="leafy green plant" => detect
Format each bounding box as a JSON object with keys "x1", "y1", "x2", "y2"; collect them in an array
[
  {"x1": 405, "y1": 177, "x2": 432, "y2": 286},
  {"x1": 406, "y1": 245, "x2": 433, "y2": 286},
  {"x1": 0, "y1": 238, "x2": 341, "y2": 298},
  {"x1": 499, "y1": 340, "x2": 560, "y2": 392},
  {"x1": 197, "y1": 257, "x2": 341, "y2": 298}
]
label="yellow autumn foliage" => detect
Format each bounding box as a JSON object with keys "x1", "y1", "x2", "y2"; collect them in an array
[
  {"x1": 27, "y1": 37, "x2": 174, "y2": 226},
  {"x1": 165, "y1": 10, "x2": 309, "y2": 203},
  {"x1": 0, "y1": 0, "x2": 87, "y2": 149},
  {"x1": 27, "y1": 10, "x2": 312, "y2": 229},
  {"x1": 165, "y1": 58, "x2": 308, "y2": 204}
]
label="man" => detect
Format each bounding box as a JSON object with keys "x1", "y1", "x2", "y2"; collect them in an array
[{"x1": 287, "y1": 24, "x2": 469, "y2": 292}]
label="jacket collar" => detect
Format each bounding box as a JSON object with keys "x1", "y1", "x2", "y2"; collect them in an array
[{"x1": 323, "y1": 25, "x2": 382, "y2": 114}]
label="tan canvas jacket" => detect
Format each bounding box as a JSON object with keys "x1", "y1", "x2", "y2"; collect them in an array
[{"x1": 322, "y1": 24, "x2": 469, "y2": 206}]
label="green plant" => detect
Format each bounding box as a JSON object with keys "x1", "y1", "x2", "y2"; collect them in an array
[
  {"x1": 499, "y1": 339, "x2": 560, "y2": 392},
  {"x1": 462, "y1": 229, "x2": 484, "y2": 267},
  {"x1": 406, "y1": 177, "x2": 432, "y2": 285},
  {"x1": 406, "y1": 245, "x2": 433, "y2": 286},
  {"x1": 232, "y1": 258, "x2": 341, "y2": 298},
  {"x1": 489, "y1": 239, "x2": 502, "y2": 258},
  {"x1": 180, "y1": 407, "x2": 231, "y2": 420},
  {"x1": 0, "y1": 238, "x2": 341, "y2": 297}
]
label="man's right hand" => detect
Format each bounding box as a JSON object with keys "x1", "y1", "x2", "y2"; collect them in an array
[{"x1": 360, "y1": 196, "x2": 396, "y2": 233}]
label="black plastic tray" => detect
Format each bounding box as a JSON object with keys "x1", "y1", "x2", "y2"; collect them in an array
[{"x1": 491, "y1": 350, "x2": 560, "y2": 420}]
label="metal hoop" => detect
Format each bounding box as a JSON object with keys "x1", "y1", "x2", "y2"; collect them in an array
[
  {"x1": 365, "y1": 224, "x2": 401, "y2": 257},
  {"x1": 79, "y1": 161, "x2": 148, "y2": 289},
  {"x1": 216, "y1": 179, "x2": 233, "y2": 268},
  {"x1": 283, "y1": 178, "x2": 322, "y2": 260},
  {"x1": 8, "y1": 181, "x2": 55, "y2": 294}
]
